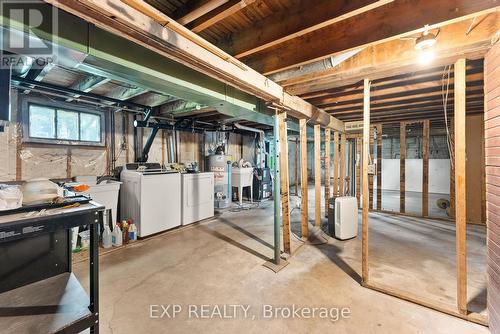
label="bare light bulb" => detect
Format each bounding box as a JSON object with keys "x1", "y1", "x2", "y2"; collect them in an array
[{"x1": 418, "y1": 49, "x2": 435, "y2": 65}]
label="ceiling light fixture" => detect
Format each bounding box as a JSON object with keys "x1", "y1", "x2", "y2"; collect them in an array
[{"x1": 414, "y1": 25, "x2": 439, "y2": 50}]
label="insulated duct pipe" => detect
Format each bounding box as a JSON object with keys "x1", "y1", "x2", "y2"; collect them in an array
[{"x1": 234, "y1": 122, "x2": 265, "y2": 168}]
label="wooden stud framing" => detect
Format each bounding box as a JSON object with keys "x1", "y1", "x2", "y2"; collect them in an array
[
  {"x1": 278, "y1": 113, "x2": 291, "y2": 254},
  {"x1": 454, "y1": 58, "x2": 467, "y2": 315},
  {"x1": 356, "y1": 138, "x2": 362, "y2": 206},
  {"x1": 369, "y1": 126, "x2": 374, "y2": 210},
  {"x1": 314, "y1": 124, "x2": 321, "y2": 227},
  {"x1": 449, "y1": 117, "x2": 456, "y2": 219},
  {"x1": 362, "y1": 78, "x2": 370, "y2": 283},
  {"x1": 340, "y1": 133, "x2": 346, "y2": 196},
  {"x1": 324, "y1": 128, "x2": 331, "y2": 217},
  {"x1": 333, "y1": 131, "x2": 339, "y2": 197},
  {"x1": 295, "y1": 138, "x2": 299, "y2": 195},
  {"x1": 300, "y1": 119, "x2": 309, "y2": 239},
  {"x1": 400, "y1": 122, "x2": 406, "y2": 213},
  {"x1": 376, "y1": 124, "x2": 382, "y2": 209},
  {"x1": 422, "y1": 119, "x2": 430, "y2": 217}
]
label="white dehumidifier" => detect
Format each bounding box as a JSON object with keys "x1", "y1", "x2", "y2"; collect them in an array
[{"x1": 334, "y1": 196, "x2": 358, "y2": 240}]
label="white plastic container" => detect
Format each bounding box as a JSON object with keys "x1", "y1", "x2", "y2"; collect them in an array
[
  {"x1": 334, "y1": 196, "x2": 358, "y2": 240},
  {"x1": 102, "y1": 224, "x2": 112, "y2": 248},
  {"x1": 112, "y1": 224, "x2": 122, "y2": 247},
  {"x1": 68, "y1": 178, "x2": 122, "y2": 222}
]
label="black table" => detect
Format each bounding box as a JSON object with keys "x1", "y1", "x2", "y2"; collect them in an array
[{"x1": 0, "y1": 202, "x2": 104, "y2": 333}]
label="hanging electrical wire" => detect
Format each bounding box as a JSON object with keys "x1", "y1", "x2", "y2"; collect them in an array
[{"x1": 441, "y1": 65, "x2": 454, "y2": 168}]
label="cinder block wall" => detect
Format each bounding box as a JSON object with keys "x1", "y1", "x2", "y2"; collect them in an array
[{"x1": 485, "y1": 40, "x2": 500, "y2": 332}]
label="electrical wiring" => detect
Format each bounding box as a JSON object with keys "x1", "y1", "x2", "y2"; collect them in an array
[{"x1": 441, "y1": 65, "x2": 454, "y2": 168}]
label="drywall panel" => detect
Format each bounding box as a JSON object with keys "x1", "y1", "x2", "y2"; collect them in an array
[{"x1": 382, "y1": 159, "x2": 450, "y2": 194}]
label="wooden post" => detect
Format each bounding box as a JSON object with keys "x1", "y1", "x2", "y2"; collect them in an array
[
  {"x1": 295, "y1": 138, "x2": 299, "y2": 195},
  {"x1": 333, "y1": 131, "x2": 339, "y2": 197},
  {"x1": 324, "y1": 129, "x2": 331, "y2": 217},
  {"x1": 362, "y1": 78, "x2": 370, "y2": 283},
  {"x1": 400, "y1": 122, "x2": 406, "y2": 213},
  {"x1": 376, "y1": 124, "x2": 382, "y2": 210},
  {"x1": 314, "y1": 124, "x2": 321, "y2": 227},
  {"x1": 300, "y1": 119, "x2": 309, "y2": 239},
  {"x1": 449, "y1": 117, "x2": 456, "y2": 219},
  {"x1": 454, "y1": 58, "x2": 467, "y2": 315},
  {"x1": 340, "y1": 133, "x2": 346, "y2": 196},
  {"x1": 369, "y1": 127, "x2": 374, "y2": 210},
  {"x1": 422, "y1": 120, "x2": 430, "y2": 217},
  {"x1": 278, "y1": 113, "x2": 291, "y2": 254},
  {"x1": 356, "y1": 138, "x2": 362, "y2": 207}
]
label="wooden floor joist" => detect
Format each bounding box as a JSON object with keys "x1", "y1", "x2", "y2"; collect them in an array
[
  {"x1": 362, "y1": 78, "x2": 370, "y2": 283},
  {"x1": 422, "y1": 119, "x2": 430, "y2": 217},
  {"x1": 400, "y1": 122, "x2": 406, "y2": 213},
  {"x1": 324, "y1": 129, "x2": 331, "y2": 217},
  {"x1": 300, "y1": 119, "x2": 309, "y2": 239},
  {"x1": 278, "y1": 112, "x2": 291, "y2": 254},
  {"x1": 454, "y1": 58, "x2": 467, "y2": 315},
  {"x1": 314, "y1": 124, "x2": 321, "y2": 227}
]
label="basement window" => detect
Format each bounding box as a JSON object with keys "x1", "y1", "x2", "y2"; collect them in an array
[{"x1": 24, "y1": 100, "x2": 104, "y2": 146}]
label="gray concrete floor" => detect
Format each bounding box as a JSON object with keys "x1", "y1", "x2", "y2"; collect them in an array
[{"x1": 74, "y1": 188, "x2": 488, "y2": 334}]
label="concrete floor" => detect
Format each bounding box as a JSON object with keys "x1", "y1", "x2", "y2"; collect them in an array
[{"x1": 74, "y1": 190, "x2": 488, "y2": 334}]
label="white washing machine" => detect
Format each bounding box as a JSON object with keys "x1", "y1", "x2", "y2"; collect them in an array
[
  {"x1": 121, "y1": 163, "x2": 181, "y2": 237},
  {"x1": 181, "y1": 172, "x2": 214, "y2": 225}
]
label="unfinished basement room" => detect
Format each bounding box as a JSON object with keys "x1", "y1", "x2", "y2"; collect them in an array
[{"x1": 0, "y1": 0, "x2": 500, "y2": 333}]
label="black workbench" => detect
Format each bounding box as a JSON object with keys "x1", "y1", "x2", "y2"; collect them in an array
[{"x1": 0, "y1": 202, "x2": 104, "y2": 333}]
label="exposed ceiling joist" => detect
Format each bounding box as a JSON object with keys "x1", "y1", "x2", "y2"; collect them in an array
[
  {"x1": 188, "y1": 0, "x2": 256, "y2": 33},
  {"x1": 240, "y1": 0, "x2": 500, "y2": 74},
  {"x1": 221, "y1": 0, "x2": 393, "y2": 59},
  {"x1": 175, "y1": 0, "x2": 229, "y2": 25},
  {"x1": 284, "y1": 14, "x2": 499, "y2": 95},
  {"x1": 46, "y1": 0, "x2": 344, "y2": 131}
]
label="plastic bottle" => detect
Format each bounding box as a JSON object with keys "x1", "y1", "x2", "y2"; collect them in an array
[
  {"x1": 102, "y1": 223, "x2": 112, "y2": 248},
  {"x1": 122, "y1": 220, "x2": 129, "y2": 244},
  {"x1": 128, "y1": 220, "x2": 137, "y2": 242},
  {"x1": 112, "y1": 223, "x2": 122, "y2": 247}
]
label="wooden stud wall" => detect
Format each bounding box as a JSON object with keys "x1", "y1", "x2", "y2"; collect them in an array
[
  {"x1": 300, "y1": 119, "x2": 309, "y2": 239},
  {"x1": 333, "y1": 131, "x2": 339, "y2": 197},
  {"x1": 340, "y1": 133, "x2": 346, "y2": 196},
  {"x1": 454, "y1": 58, "x2": 467, "y2": 315},
  {"x1": 324, "y1": 129, "x2": 331, "y2": 216},
  {"x1": 278, "y1": 113, "x2": 291, "y2": 254},
  {"x1": 399, "y1": 122, "x2": 406, "y2": 213},
  {"x1": 314, "y1": 124, "x2": 321, "y2": 227}
]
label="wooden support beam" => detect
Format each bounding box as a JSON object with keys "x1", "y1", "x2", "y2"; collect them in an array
[
  {"x1": 450, "y1": 117, "x2": 456, "y2": 219},
  {"x1": 279, "y1": 113, "x2": 291, "y2": 254},
  {"x1": 295, "y1": 138, "x2": 299, "y2": 196},
  {"x1": 356, "y1": 138, "x2": 362, "y2": 207},
  {"x1": 324, "y1": 128, "x2": 331, "y2": 217},
  {"x1": 241, "y1": 0, "x2": 500, "y2": 74},
  {"x1": 400, "y1": 122, "x2": 406, "y2": 213},
  {"x1": 362, "y1": 78, "x2": 370, "y2": 283},
  {"x1": 369, "y1": 126, "x2": 374, "y2": 210},
  {"x1": 340, "y1": 133, "x2": 346, "y2": 196},
  {"x1": 314, "y1": 124, "x2": 321, "y2": 227},
  {"x1": 176, "y1": 0, "x2": 229, "y2": 25},
  {"x1": 376, "y1": 124, "x2": 382, "y2": 209},
  {"x1": 454, "y1": 58, "x2": 467, "y2": 315},
  {"x1": 283, "y1": 13, "x2": 500, "y2": 95},
  {"x1": 189, "y1": 0, "x2": 256, "y2": 32},
  {"x1": 333, "y1": 131, "x2": 339, "y2": 197},
  {"x1": 422, "y1": 119, "x2": 430, "y2": 217},
  {"x1": 300, "y1": 119, "x2": 309, "y2": 239}
]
